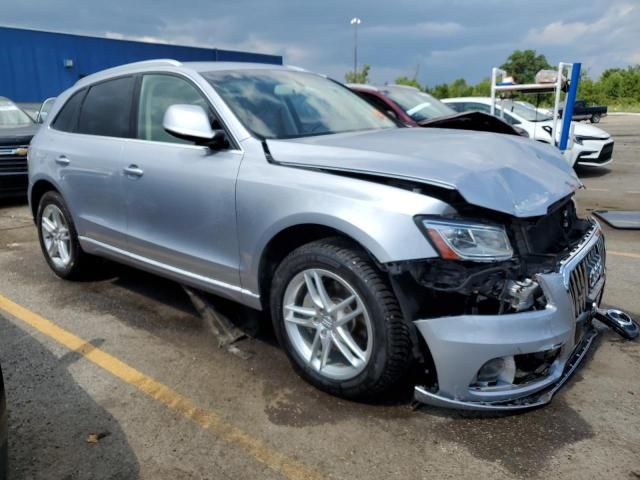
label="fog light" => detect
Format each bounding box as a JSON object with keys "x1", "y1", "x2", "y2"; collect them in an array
[{"x1": 474, "y1": 356, "x2": 516, "y2": 386}]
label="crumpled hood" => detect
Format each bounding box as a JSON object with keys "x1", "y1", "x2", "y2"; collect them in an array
[{"x1": 267, "y1": 127, "x2": 581, "y2": 218}]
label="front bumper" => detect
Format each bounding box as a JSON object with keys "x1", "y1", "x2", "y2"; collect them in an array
[
  {"x1": 0, "y1": 145, "x2": 29, "y2": 197},
  {"x1": 0, "y1": 172, "x2": 28, "y2": 197},
  {"x1": 413, "y1": 223, "x2": 605, "y2": 411},
  {"x1": 576, "y1": 140, "x2": 614, "y2": 167}
]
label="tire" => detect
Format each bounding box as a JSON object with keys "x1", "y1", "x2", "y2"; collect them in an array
[
  {"x1": 270, "y1": 237, "x2": 412, "y2": 400},
  {"x1": 36, "y1": 191, "x2": 93, "y2": 279},
  {"x1": 591, "y1": 114, "x2": 601, "y2": 124}
]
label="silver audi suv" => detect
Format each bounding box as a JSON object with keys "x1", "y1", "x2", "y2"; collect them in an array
[{"x1": 28, "y1": 60, "x2": 609, "y2": 410}]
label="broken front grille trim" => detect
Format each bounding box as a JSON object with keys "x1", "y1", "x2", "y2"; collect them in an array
[{"x1": 559, "y1": 221, "x2": 606, "y2": 318}]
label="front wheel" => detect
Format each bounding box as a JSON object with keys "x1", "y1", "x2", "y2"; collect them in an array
[
  {"x1": 591, "y1": 114, "x2": 601, "y2": 123},
  {"x1": 36, "y1": 191, "x2": 94, "y2": 279},
  {"x1": 270, "y1": 237, "x2": 412, "y2": 400}
]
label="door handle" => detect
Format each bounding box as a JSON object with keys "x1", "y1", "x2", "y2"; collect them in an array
[
  {"x1": 123, "y1": 165, "x2": 144, "y2": 178},
  {"x1": 55, "y1": 156, "x2": 70, "y2": 166}
]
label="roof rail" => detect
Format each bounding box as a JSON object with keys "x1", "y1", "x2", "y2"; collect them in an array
[
  {"x1": 122, "y1": 59, "x2": 182, "y2": 68},
  {"x1": 75, "y1": 59, "x2": 182, "y2": 86}
]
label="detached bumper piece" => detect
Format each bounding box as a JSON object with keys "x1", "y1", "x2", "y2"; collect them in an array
[
  {"x1": 594, "y1": 308, "x2": 639, "y2": 340},
  {"x1": 415, "y1": 326, "x2": 599, "y2": 411}
]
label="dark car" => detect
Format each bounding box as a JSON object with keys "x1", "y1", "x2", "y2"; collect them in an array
[
  {"x1": 348, "y1": 84, "x2": 452, "y2": 126},
  {"x1": 559, "y1": 100, "x2": 608, "y2": 123},
  {"x1": 0, "y1": 363, "x2": 6, "y2": 480},
  {"x1": 0, "y1": 97, "x2": 40, "y2": 198},
  {"x1": 349, "y1": 84, "x2": 528, "y2": 137}
]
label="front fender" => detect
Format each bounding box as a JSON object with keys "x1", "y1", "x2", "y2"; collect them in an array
[
  {"x1": 236, "y1": 157, "x2": 454, "y2": 303},
  {"x1": 27, "y1": 171, "x2": 65, "y2": 220}
]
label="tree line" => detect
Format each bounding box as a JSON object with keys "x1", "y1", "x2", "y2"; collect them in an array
[{"x1": 346, "y1": 49, "x2": 640, "y2": 111}]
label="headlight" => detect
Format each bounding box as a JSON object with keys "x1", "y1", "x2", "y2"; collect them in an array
[{"x1": 420, "y1": 219, "x2": 513, "y2": 261}]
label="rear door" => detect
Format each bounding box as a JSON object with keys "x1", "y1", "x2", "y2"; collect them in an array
[
  {"x1": 124, "y1": 73, "x2": 244, "y2": 297},
  {"x1": 47, "y1": 76, "x2": 134, "y2": 248}
]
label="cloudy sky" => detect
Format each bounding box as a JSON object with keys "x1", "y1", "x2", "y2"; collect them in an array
[{"x1": 1, "y1": 0, "x2": 639, "y2": 86}]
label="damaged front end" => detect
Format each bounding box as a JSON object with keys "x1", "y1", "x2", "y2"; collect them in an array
[{"x1": 388, "y1": 197, "x2": 624, "y2": 410}]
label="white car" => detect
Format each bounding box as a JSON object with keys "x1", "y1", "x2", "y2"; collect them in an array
[{"x1": 443, "y1": 97, "x2": 614, "y2": 168}]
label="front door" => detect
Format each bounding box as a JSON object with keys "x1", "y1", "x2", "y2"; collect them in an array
[{"x1": 124, "y1": 73, "x2": 243, "y2": 298}]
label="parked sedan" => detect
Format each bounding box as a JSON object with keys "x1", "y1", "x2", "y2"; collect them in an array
[
  {"x1": 444, "y1": 97, "x2": 614, "y2": 167},
  {"x1": 348, "y1": 84, "x2": 454, "y2": 126},
  {"x1": 516, "y1": 101, "x2": 614, "y2": 167},
  {"x1": 350, "y1": 84, "x2": 528, "y2": 137},
  {"x1": 1, "y1": 96, "x2": 39, "y2": 197},
  {"x1": 0, "y1": 362, "x2": 6, "y2": 480},
  {"x1": 29, "y1": 60, "x2": 611, "y2": 410}
]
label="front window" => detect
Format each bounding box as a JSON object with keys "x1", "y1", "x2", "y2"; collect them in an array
[
  {"x1": 381, "y1": 87, "x2": 454, "y2": 121},
  {"x1": 0, "y1": 99, "x2": 34, "y2": 127},
  {"x1": 203, "y1": 69, "x2": 396, "y2": 139},
  {"x1": 137, "y1": 74, "x2": 214, "y2": 144},
  {"x1": 500, "y1": 101, "x2": 552, "y2": 122}
]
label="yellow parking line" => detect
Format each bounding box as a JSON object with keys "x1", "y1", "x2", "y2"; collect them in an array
[
  {"x1": 609, "y1": 251, "x2": 640, "y2": 259},
  {"x1": 0, "y1": 294, "x2": 322, "y2": 480}
]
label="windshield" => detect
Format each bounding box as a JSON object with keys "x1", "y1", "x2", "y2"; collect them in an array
[
  {"x1": 382, "y1": 87, "x2": 454, "y2": 121},
  {"x1": 0, "y1": 100, "x2": 34, "y2": 127},
  {"x1": 500, "y1": 101, "x2": 552, "y2": 122},
  {"x1": 203, "y1": 69, "x2": 396, "y2": 139}
]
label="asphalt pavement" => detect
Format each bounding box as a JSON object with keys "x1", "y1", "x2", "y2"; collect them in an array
[{"x1": 0, "y1": 115, "x2": 638, "y2": 480}]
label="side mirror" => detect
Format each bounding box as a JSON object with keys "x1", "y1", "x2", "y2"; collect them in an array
[
  {"x1": 163, "y1": 104, "x2": 227, "y2": 148},
  {"x1": 36, "y1": 97, "x2": 56, "y2": 124}
]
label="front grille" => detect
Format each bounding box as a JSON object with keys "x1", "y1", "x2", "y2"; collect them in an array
[
  {"x1": 0, "y1": 145, "x2": 28, "y2": 174},
  {"x1": 567, "y1": 235, "x2": 606, "y2": 318}
]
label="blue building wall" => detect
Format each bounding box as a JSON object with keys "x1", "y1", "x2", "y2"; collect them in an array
[{"x1": 0, "y1": 26, "x2": 283, "y2": 102}]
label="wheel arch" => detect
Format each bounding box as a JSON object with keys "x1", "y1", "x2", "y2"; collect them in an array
[
  {"x1": 255, "y1": 221, "x2": 386, "y2": 310},
  {"x1": 29, "y1": 178, "x2": 61, "y2": 221}
]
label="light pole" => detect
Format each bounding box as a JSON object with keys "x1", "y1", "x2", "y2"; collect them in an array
[{"x1": 350, "y1": 17, "x2": 361, "y2": 76}]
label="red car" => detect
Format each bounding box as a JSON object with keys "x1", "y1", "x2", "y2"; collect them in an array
[{"x1": 348, "y1": 84, "x2": 528, "y2": 137}]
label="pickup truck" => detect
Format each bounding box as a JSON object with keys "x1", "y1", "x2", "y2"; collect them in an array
[{"x1": 560, "y1": 100, "x2": 608, "y2": 123}]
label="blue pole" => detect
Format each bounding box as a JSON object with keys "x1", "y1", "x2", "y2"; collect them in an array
[{"x1": 559, "y1": 62, "x2": 581, "y2": 151}]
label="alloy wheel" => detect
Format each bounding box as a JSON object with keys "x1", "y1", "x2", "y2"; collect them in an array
[
  {"x1": 282, "y1": 268, "x2": 373, "y2": 380},
  {"x1": 41, "y1": 204, "x2": 72, "y2": 269}
]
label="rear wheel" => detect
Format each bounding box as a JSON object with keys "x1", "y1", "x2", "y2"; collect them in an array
[
  {"x1": 36, "y1": 191, "x2": 94, "y2": 279},
  {"x1": 270, "y1": 237, "x2": 412, "y2": 400},
  {"x1": 591, "y1": 114, "x2": 601, "y2": 123}
]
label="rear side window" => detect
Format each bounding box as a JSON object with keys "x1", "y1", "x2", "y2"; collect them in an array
[
  {"x1": 465, "y1": 102, "x2": 491, "y2": 114},
  {"x1": 78, "y1": 76, "x2": 135, "y2": 138},
  {"x1": 51, "y1": 89, "x2": 85, "y2": 132},
  {"x1": 446, "y1": 102, "x2": 464, "y2": 113}
]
